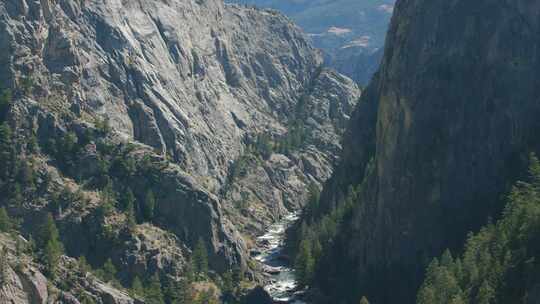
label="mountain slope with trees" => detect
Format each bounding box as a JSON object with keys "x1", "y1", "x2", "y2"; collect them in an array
[
  {"x1": 418, "y1": 155, "x2": 540, "y2": 304},
  {"x1": 0, "y1": 0, "x2": 360, "y2": 302}
]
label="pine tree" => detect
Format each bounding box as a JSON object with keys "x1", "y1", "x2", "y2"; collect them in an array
[
  {"x1": 122, "y1": 188, "x2": 136, "y2": 211},
  {"x1": 40, "y1": 213, "x2": 64, "y2": 278},
  {"x1": 102, "y1": 258, "x2": 117, "y2": 282},
  {"x1": 18, "y1": 160, "x2": 35, "y2": 189},
  {"x1": 295, "y1": 239, "x2": 315, "y2": 287},
  {"x1": 78, "y1": 255, "x2": 91, "y2": 276},
  {"x1": 10, "y1": 183, "x2": 23, "y2": 207},
  {"x1": 417, "y1": 285, "x2": 436, "y2": 304},
  {"x1": 192, "y1": 238, "x2": 208, "y2": 277},
  {"x1": 305, "y1": 183, "x2": 320, "y2": 218},
  {"x1": 131, "y1": 276, "x2": 144, "y2": 297},
  {"x1": 144, "y1": 190, "x2": 156, "y2": 221},
  {"x1": 44, "y1": 235, "x2": 62, "y2": 278},
  {"x1": 40, "y1": 213, "x2": 60, "y2": 247},
  {"x1": 145, "y1": 273, "x2": 165, "y2": 304},
  {"x1": 0, "y1": 89, "x2": 11, "y2": 121},
  {"x1": 0, "y1": 123, "x2": 13, "y2": 179},
  {"x1": 0, "y1": 207, "x2": 11, "y2": 232},
  {"x1": 184, "y1": 259, "x2": 195, "y2": 283},
  {"x1": 126, "y1": 199, "x2": 137, "y2": 231},
  {"x1": 529, "y1": 153, "x2": 540, "y2": 189},
  {"x1": 222, "y1": 270, "x2": 234, "y2": 295},
  {"x1": 164, "y1": 277, "x2": 192, "y2": 304},
  {"x1": 476, "y1": 280, "x2": 494, "y2": 304}
]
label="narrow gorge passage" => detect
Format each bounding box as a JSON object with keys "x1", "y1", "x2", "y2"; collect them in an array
[{"x1": 255, "y1": 213, "x2": 307, "y2": 303}]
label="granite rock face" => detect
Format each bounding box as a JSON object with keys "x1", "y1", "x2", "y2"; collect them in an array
[
  {"x1": 316, "y1": 0, "x2": 540, "y2": 303},
  {"x1": 0, "y1": 0, "x2": 359, "y2": 290}
]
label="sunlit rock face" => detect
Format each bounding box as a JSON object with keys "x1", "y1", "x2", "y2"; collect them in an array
[{"x1": 0, "y1": 0, "x2": 359, "y2": 280}]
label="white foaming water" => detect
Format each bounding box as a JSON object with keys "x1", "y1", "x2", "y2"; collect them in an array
[{"x1": 255, "y1": 213, "x2": 307, "y2": 304}]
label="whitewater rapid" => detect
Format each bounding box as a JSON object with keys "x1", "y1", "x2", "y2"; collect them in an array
[{"x1": 255, "y1": 213, "x2": 306, "y2": 304}]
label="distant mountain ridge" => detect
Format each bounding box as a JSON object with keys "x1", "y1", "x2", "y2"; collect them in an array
[{"x1": 226, "y1": 0, "x2": 394, "y2": 84}]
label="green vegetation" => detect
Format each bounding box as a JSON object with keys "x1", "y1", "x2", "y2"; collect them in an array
[
  {"x1": 164, "y1": 277, "x2": 193, "y2": 304},
  {"x1": 287, "y1": 159, "x2": 374, "y2": 294},
  {"x1": 144, "y1": 190, "x2": 157, "y2": 221},
  {"x1": 0, "y1": 207, "x2": 12, "y2": 232},
  {"x1": 40, "y1": 213, "x2": 64, "y2": 278},
  {"x1": 417, "y1": 154, "x2": 540, "y2": 304},
  {"x1": 145, "y1": 274, "x2": 165, "y2": 304},
  {"x1": 192, "y1": 238, "x2": 209, "y2": 277},
  {"x1": 0, "y1": 89, "x2": 11, "y2": 121},
  {"x1": 0, "y1": 87, "x2": 218, "y2": 303},
  {"x1": 78, "y1": 256, "x2": 91, "y2": 275},
  {"x1": 100, "y1": 258, "x2": 117, "y2": 282},
  {"x1": 131, "y1": 276, "x2": 144, "y2": 297},
  {"x1": 291, "y1": 183, "x2": 360, "y2": 287}
]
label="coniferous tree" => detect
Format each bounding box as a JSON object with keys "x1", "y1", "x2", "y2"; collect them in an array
[
  {"x1": 192, "y1": 238, "x2": 209, "y2": 277},
  {"x1": 0, "y1": 89, "x2": 11, "y2": 121},
  {"x1": 126, "y1": 198, "x2": 137, "y2": 231},
  {"x1": 0, "y1": 207, "x2": 11, "y2": 232},
  {"x1": 476, "y1": 280, "x2": 494, "y2": 304},
  {"x1": 18, "y1": 160, "x2": 35, "y2": 189},
  {"x1": 416, "y1": 154, "x2": 540, "y2": 304},
  {"x1": 295, "y1": 239, "x2": 315, "y2": 287},
  {"x1": 44, "y1": 234, "x2": 63, "y2": 278},
  {"x1": 10, "y1": 183, "x2": 23, "y2": 207},
  {"x1": 222, "y1": 270, "x2": 234, "y2": 295},
  {"x1": 145, "y1": 273, "x2": 165, "y2": 304},
  {"x1": 102, "y1": 258, "x2": 117, "y2": 282},
  {"x1": 0, "y1": 123, "x2": 13, "y2": 180},
  {"x1": 232, "y1": 265, "x2": 244, "y2": 283},
  {"x1": 131, "y1": 276, "x2": 144, "y2": 297},
  {"x1": 122, "y1": 188, "x2": 136, "y2": 211},
  {"x1": 40, "y1": 213, "x2": 64, "y2": 278},
  {"x1": 164, "y1": 277, "x2": 192, "y2": 304},
  {"x1": 144, "y1": 190, "x2": 156, "y2": 221},
  {"x1": 184, "y1": 259, "x2": 195, "y2": 283},
  {"x1": 78, "y1": 255, "x2": 91, "y2": 276},
  {"x1": 95, "y1": 183, "x2": 115, "y2": 219}
]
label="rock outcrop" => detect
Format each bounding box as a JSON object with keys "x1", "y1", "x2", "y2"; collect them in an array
[
  {"x1": 314, "y1": 0, "x2": 540, "y2": 303},
  {"x1": 0, "y1": 233, "x2": 142, "y2": 304}
]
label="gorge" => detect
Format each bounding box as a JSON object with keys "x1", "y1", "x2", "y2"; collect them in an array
[{"x1": 2, "y1": 0, "x2": 540, "y2": 303}]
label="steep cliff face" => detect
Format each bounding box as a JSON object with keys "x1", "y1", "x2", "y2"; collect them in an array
[
  {"x1": 0, "y1": 0, "x2": 359, "y2": 296},
  {"x1": 1, "y1": 0, "x2": 325, "y2": 185},
  {"x1": 314, "y1": 0, "x2": 540, "y2": 303}
]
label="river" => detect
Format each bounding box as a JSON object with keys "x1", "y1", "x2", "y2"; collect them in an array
[{"x1": 254, "y1": 212, "x2": 307, "y2": 304}]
